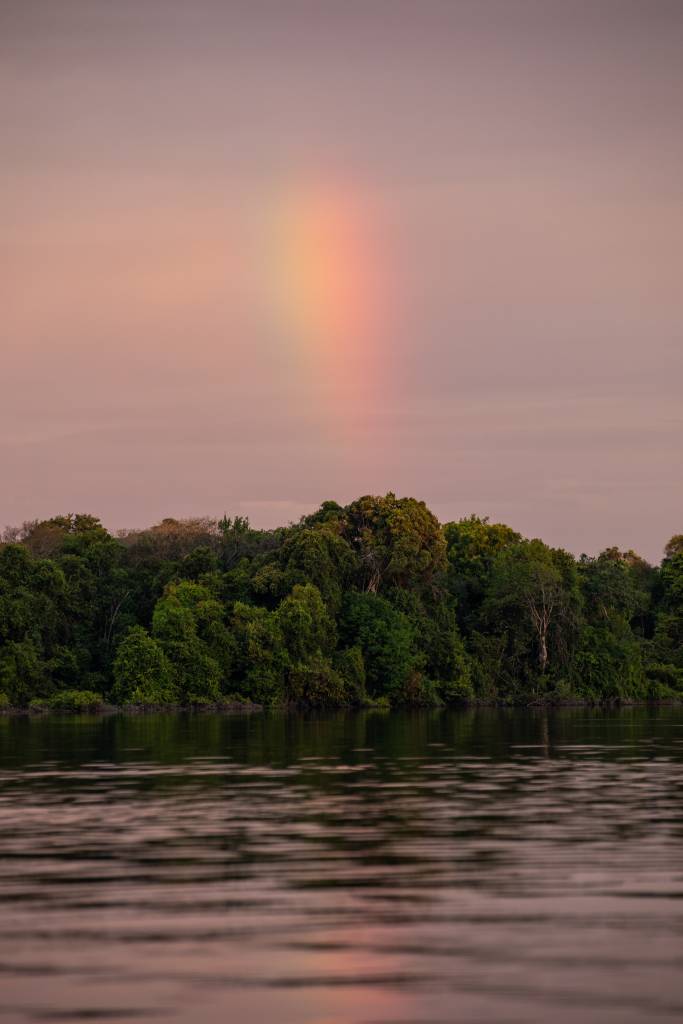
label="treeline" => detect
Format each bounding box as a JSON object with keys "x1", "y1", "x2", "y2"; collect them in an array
[{"x1": 0, "y1": 495, "x2": 681, "y2": 709}]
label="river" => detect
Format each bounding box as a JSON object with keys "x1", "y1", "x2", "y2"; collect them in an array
[{"x1": 0, "y1": 707, "x2": 681, "y2": 1022}]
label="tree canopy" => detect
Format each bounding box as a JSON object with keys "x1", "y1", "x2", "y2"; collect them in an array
[{"x1": 0, "y1": 496, "x2": 680, "y2": 708}]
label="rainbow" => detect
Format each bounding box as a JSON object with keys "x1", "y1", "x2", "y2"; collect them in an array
[{"x1": 266, "y1": 182, "x2": 385, "y2": 415}]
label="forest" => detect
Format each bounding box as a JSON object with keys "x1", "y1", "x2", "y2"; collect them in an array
[{"x1": 0, "y1": 494, "x2": 681, "y2": 710}]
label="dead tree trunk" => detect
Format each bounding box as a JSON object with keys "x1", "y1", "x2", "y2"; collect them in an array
[{"x1": 527, "y1": 583, "x2": 554, "y2": 674}]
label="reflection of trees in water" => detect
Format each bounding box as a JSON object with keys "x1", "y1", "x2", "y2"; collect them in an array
[
  {"x1": 1, "y1": 708, "x2": 682, "y2": 1024},
  {"x1": 1, "y1": 705, "x2": 681, "y2": 776},
  {"x1": 2, "y1": 709, "x2": 681, "y2": 895}
]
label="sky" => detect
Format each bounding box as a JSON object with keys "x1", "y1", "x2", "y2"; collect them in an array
[{"x1": 2, "y1": 0, "x2": 682, "y2": 562}]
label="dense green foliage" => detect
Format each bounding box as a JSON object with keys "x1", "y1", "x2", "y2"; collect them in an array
[{"x1": 0, "y1": 497, "x2": 680, "y2": 707}]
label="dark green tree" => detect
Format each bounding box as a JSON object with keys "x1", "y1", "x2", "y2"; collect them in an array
[
  {"x1": 342, "y1": 493, "x2": 446, "y2": 594},
  {"x1": 112, "y1": 626, "x2": 176, "y2": 705}
]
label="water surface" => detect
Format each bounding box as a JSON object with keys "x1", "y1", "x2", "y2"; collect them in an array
[{"x1": 0, "y1": 707, "x2": 682, "y2": 1023}]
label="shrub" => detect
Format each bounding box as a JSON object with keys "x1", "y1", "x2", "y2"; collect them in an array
[
  {"x1": 340, "y1": 591, "x2": 419, "y2": 700},
  {"x1": 48, "y1": 689, "x2": 104, "y2": 710},
  {"x1": 286, "y1": 653, "x2": 346, "y2": 707},
  {"x1": 645, "y1": 662, "x2": 683, "y2": 700},
  {"x1": 393, "y1": 669, "x2": 442, "y2": 707},
  {"x1": 574, "y1": 620, "x2": 647, "y2": 701},
  {"x1": 230, "y1": 603, "x2": 287, "y2": 705},
  {"x1": 112, "y1": 626, "x2": 177, "y2": 705},
  {"x1": 439, "y1": 677, "x2": 475, "y2": 704},
  {"x1": 334, "y1": 645, "x2": 367, "y2": 704}
]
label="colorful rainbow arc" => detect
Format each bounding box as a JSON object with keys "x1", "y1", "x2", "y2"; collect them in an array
[{"x1": 267, "y1": 183, "x2": 385, "y2": 413}]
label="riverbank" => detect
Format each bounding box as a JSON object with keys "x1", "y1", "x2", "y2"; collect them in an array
[{"x1": 2, "y1": 697, "x2": 680, "y2": 716}]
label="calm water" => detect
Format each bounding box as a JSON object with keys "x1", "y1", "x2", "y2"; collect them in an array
[{"x1": 0, "y1": 708, "x2": 682, "y2": 1024}]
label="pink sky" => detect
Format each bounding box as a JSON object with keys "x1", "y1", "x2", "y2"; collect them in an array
[{"x1": 2, "y1": 1, "x2": 682, "y2": 561}]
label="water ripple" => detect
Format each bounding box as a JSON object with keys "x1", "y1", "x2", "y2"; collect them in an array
[{"x1": 0, "y1": 707, "x2": 681, "y2": 1023}]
